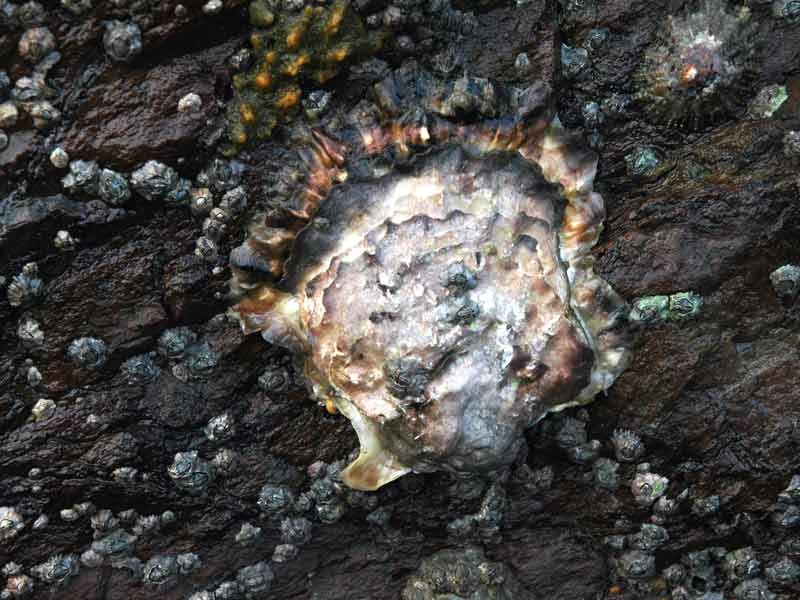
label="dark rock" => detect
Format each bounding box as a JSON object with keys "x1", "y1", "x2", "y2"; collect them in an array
[
  {"x1": 162, "y1": 254, "x2": 220, "y2": 322},
  {"x1": 62, "y1": 42, "x2": 233, "y2": 170},
  {"x1": 1, "y1": 1, "x2": 800, "y2": 599}
]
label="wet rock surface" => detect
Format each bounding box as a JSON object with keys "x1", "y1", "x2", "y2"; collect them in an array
[{"x1": 1, "y1": 0, "x2": 799, "y2": 599}]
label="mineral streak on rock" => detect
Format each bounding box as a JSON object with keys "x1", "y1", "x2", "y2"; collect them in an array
[
  {"x1": 635, "y1": 0, "x2": 756, "y2": 130},
  {"x1": 226, "y1": 0, "x2": 386, "y2": 152},
  {"x1": 230, "y1": 66, "x2": 631, "y2": 491}
]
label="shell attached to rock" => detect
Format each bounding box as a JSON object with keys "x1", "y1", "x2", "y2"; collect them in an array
[{"x1": 230, "y1": 66, "x2": 631, "y2": 490}]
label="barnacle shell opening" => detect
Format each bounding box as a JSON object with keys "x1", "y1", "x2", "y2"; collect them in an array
[{"x1": 230, "y1": 86, "x2": 630, "y2": 491}]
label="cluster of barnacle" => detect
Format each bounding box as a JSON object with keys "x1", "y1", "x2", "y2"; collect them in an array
[
  {"x1": 612, "y1": 543, "x2": 790, "y2": 599},
  {"x1": 601, "y1": 469, "x2": 800, "y2": 598},
  {"x1": 622, "y1": 480, "x2": 741, "y2": 592},
  {"x1": 256, "y1": 459, "x2": 371, "y2": 542},
  {"x1": 357, "y1": 0, "x2": 479, "y2": 64},
  {"x1": 11, "y1": 330, "x2": 110, "y2": 421},
  {"x1": 11, "y1": 318, "x2": 245, "y2": 502},
  {"x1": 168, "y1": 450, "x2": 217, "y2": 495},
  {"x1": 10, "y1": 152, "x2": 246, "y2": 277},
  {"x1": 527, "y1": 409, "x2": 781, "y2": 598},
  {"x1": 524, "y1": 409, "x2": 651, "y2": 505},
  {"x1": 8, "y1": 319, "x2": 242, "y2": 550},
  {"x1": 156, "y1": 324, "x2": 311, "y2": 494},
  {"x1": 192, "y1": 159, "x2": 250, "y2": 265},
  {"x1": 11, "y1": 150, "x2": 248, "y2": 277},
  {"x1": 401, "y1": 546, "x2": 526, "y2": 600},
  {"x1": 555, "y1": 27, "x2": 625, "y2": 146},
  {"x1": 157, "y1": 324, "x2": 226, "y2": 383},
  {"x1": 179, "y1": 459, "x2": 384, "y2": 597},
  {"x1": 0, "y1": 501, "x2": 202, "y2": 598},
  {"x1": 0, "y1": 20, "x2": 61, "y2": 145},
  {"x1": 158, "y1": 341, "x2": 245, "y2": 493},
  {"x1": 446, "y1": 481, "x2": 507, "y2": 544},
  {"x1": 228, "y1": 61, "x2": 632, "y2": 491},
  {"x1": 361, "y1": 0, "x2": 477, "y2": 35},
  {"x1": 187, "y1": 561, "x2": 275, "y2": 600},
  {"x1": 60, "y1": 156, "x2": 175, "y2": 206},
  {"x1": 0, "y1": 0, "x2": 152, "y2": 148},
  {"x1": 629, "y1": 291, "x2": 704, "y2": 324},
  {"x1": 5, "y1": 260, "x2": 114, "y2": 421},
  {"x1": 162, "y1": 328, "x2": 314, "y2": 499},
  {"x1": 227, "y1": 0, "x2": 386, "y2": 151},
  {"x1": 635, "y1": 0, "x2": 756, "y2": 130}
]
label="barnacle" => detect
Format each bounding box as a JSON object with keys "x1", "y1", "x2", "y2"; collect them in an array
[
  {"x1": 7, "y1": 262, "x2": 43, "y2": 307},
  {"x1": 630, "y1": 291, "x2": 703, "y2": 323},
  {"x1": 91, "y1": 529, "x2": 136, "y2": 559},
  {"x1": 30, "y1": 554, "x2": 79, "y2": 586},
  {"x1": 230, "y1": 66, "x2": 631, "y2": 490},
  {"x1": 102, "y1": 21, "x2": 142, "y2": 64},
  {"x1": 143, "y1": 555, "x2": 178, "y2": 591},
  {"x1": 226, "y1": 0, "x2": 385, "y2": 153},
  {"x1": 0, "y1": 506, "x2": 25, "y2": 540},
  {"x1": 635, "y1": 0, "x2": 756, "y2": 129},
  {"x1": 280, "y1": 517, "x2": 312, "y2": 545},
  {"x1": 204, "y1": 413, "x2": 236, "y2": 442},
  {"x1": 66, "y1": 337, "x2": 108, "y2": 369},
  {"x1": 631, "y1": 471, "x2": 669, "y2": 507},
  {"x1": 402, "y1": 546, "x2": 526, "y2": 599},
  {"x1": 611, "y1": 428, "x2": 645, "y2": 463},
  {"x1": 236, "y1": 562, "x2": 274, "y2": 598},
  {"x1": 771, "y1": 264, "x2": 800, "y2": 304},
  {"x1": 167, "y1": 451, "x2": 214, "y2": 494},
  {"x1": 236, "y1": 522, "x2": 263, "y2": 545},
  {"x1": 18, "y1": 27, "x2": 56, "y2": 64},
  {"x1": 3, "y1": 573, "x2": 34, "y2": 598}
]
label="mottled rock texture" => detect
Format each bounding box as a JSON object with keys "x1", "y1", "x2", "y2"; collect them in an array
[{"x1": 1, "y1": 0, "x2": 800, "y2": 599}]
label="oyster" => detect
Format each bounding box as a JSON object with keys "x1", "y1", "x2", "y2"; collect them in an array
[{"x1": 231, "y1": 67, "x2": 631, "y2": 490}]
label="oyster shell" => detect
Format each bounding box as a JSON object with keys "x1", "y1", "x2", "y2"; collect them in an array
[{"x1": 231, "y1": 67, "x2": 631, "y2": 490}]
